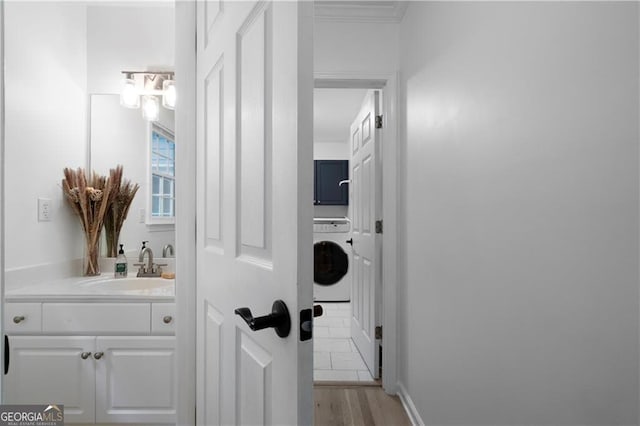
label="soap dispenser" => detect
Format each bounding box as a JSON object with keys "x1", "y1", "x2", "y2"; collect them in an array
[{"x1": 115, "y1": 244, "x2": 127, "y2": 278}]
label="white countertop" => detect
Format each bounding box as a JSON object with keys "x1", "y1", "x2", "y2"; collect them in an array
[{"x1": 6, "y1": 273, "x2": 175, "y2": 302}]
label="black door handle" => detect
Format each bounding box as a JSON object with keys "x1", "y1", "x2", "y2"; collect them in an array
[
  {"x1": 346, "y1": 238, "x2": 353, "y2": 245},
  {"x1": 235, "y1": 300, "x2": 291, "y2": 338},
  {"x1": 4, "y1": 335, "x2": 9, "y2": 375}
]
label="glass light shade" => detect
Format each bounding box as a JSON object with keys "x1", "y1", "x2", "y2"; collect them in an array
[
  {"x1": 162, "y1": 80, "x2": 176, "y2": 110},
  {"x1": 120, "y1": 78, "x2": 140, "y2": 108},
  {"x1": 142, "y1": 96, "x2": 160, "y2": 122}
]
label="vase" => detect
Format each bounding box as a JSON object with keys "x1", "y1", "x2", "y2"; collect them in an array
[{"x1": 84, "y1": 235, "x2": 101, "y2": 276}]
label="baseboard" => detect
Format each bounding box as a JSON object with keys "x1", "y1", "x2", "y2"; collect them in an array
[
  {"x1": 397, "y1": 382, "x2": 424, "y2": 426},
  {"x1": 314, "y1": 380, "x2": 381, "y2": 387}
]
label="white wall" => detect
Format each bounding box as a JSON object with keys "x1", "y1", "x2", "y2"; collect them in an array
[
  {"x1": 4, "y1": 2, "x2": 87, "y2": 270},
  {"x1": 314, "y1": 142, "x2": 348, "y2": 160},
  {"x1": 87, "y1": 4, "x2": 175, "y2": 94},
  {"x1": 315, "y1": 20, "x2": 398, "y2": 75},
  {"x1": 399, "y1": 3, "x2": 639, "y2": 424}
]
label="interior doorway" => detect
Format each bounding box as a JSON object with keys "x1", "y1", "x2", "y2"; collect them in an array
[{"x1": 313, "y1": 83, "x2": 385, "y2": 384}]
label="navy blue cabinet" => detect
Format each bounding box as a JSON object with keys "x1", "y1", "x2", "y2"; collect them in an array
[{"x1": 314, "y1": 160, "x2": 349, "y2": 205}]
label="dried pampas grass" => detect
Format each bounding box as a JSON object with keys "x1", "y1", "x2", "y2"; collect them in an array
[
  {"x1": 62, "y1": 167, "x2": 121, "y2": 275},
  {"x1": 104, "y1": 166, "x2": 139, "y2": 257}
]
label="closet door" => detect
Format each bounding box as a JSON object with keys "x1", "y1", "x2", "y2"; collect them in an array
[{"x1": 349, "y1": 90, "x2": 381, "y2": 379}]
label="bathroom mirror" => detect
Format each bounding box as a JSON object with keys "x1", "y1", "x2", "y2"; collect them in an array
[{"x1": 90, "y1": 94, "x2": 175, "y2": 256}]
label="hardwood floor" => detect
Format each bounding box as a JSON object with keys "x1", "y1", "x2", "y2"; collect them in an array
[{"x1": 314, "y1": 384, "x2": 412, "y2": 426}]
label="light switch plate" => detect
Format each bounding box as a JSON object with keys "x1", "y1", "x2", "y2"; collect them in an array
[{"x1": 38, "y1": 198, "x2": 52, "y2": 221}]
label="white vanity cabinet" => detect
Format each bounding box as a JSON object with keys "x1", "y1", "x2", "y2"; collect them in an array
[
  {"x1": 4, "y1": 301, "x2": 176, "y2": 425},
  {"x1": 5, "y1": 336, "x2": 96, "y2": 423},
  {"x1": 95, "y1": 336, "x2": 175, "y2": 424}
]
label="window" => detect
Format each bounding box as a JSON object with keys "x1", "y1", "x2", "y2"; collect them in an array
[{"x1": 150, "y1": 124, "x2": 175, "y2": 223}]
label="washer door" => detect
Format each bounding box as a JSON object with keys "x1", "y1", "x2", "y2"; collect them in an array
[{"x1": 314, "y1": 241, "x2": 349, "y2": 285}]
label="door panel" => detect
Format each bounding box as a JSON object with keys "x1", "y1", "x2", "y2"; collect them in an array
[
  {"x1": 203, "y1": 303, "x2": 223, "y2": 426},
  {"x1": 350, "y1": 90, "x2": 381, "y2": 379},
  {"x1": 238, "y1": 4, "x2": 270, "y2": 255},
  {"x1": 204, "y1": 0, "x2": 223, "y2": 42},
  {"x1": 204, "y1": 58, "x2": 224, "y2": 249},
  {"x1": 196, "y1": 2, "x2": 313, "y2": 425},
  {"x1": 237, "y1": 331, "x2": 273, "y2": 425}
]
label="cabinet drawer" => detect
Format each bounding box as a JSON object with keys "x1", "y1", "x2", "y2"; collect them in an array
[
  {"x1": 151, "y1": 303, "x2": 176, "y2": 335},
  {"x1": 42, "y1": 303, "x2": 151, "y2": 334},
  {"x1": 4, "y1": 303, "x2": 42, "y2": 333}
]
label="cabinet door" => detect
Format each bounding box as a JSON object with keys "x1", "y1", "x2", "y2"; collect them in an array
[
  {"x1": 95, "y1": 336, "x2": 176, "y2": 424},
  {"x1": 315, "y1": 160, "x2": 349, "y2": 205},
  {"x1": 4, "y1": 336, "x2": 95, "y2": 424}
]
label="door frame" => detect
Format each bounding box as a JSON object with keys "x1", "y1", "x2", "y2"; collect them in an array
[
  {"x1": 175, "y1": 12, "x2": 402, "y2": 425},
  {"x1": 314, "y1": 72, "x2": 400, "y2": 395},
  {"x1": 174, "y1": 1, "x2": 197, "y2": 425},
  {"x1": 0, "y1": 0, "x2": 5, "y2": 399}
]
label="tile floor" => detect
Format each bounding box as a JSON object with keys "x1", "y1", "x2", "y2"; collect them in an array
[{"x1": 313, "y1": 302, "x2": 374, "y2": 382}]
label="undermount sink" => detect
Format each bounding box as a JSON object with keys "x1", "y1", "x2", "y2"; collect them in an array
[
  {"x1": 78, "y1": 276, "x2": 174, "y2": 292},
  {"x1": 5, "y1": 272, "x2": 175, "y2": 300}
]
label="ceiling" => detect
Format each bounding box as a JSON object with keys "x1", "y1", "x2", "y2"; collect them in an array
[{"x1": 314, "y1": 88, "x2": 368, "y2": 143}]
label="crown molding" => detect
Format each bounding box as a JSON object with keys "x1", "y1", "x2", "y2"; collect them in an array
[{"x1": 314, "y1": 1, "x2": 408, "y2": 23}]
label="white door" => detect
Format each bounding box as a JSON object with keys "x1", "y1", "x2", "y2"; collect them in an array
[
  {"x1": 95, "y1": 336, "x2": 176, "y2": 424},
  {"x1": 5, "y1": 336, "x2": 96, "y2": 424},
  {"x1": 195, "y1": 2, "x2": 313, "y2": 425},
  {"x1": 349, "y1": 90, "x2": 381, "y2": 379}
]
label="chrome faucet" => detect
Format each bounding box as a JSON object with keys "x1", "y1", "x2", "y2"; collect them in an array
[
  {"x1": 139, "y1": 246, "x2": 154, "y2": 270},
  {"x1": 162, "y1": 244, "x2": 174, "y2": 258},
  {"x1": 135, "y1": 242, "x2": 166, "y2": 277}
]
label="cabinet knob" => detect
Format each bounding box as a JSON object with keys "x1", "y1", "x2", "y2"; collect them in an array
[
  {"x1": 12, "y1": 316, "x2": 25, "y2": 324},
  {"x1": 93, "y1": 352, "x2": 104, "y2": 360},
  {"x1": 163, "y1": 315, "x2": 173, "y2": 324},
  {"x1": 80, "y1": 352, "x2": 91, "y2": 360}
]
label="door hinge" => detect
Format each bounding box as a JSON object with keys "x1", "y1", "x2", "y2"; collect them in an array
[
  {"x1": 375, "y1": 220, "x2": 383, "y2": 234},
  {"x1": 375, "y1": 326, "x2": 382, "y2": 340},
  {"x1": 375, "y1": 115, "x2": 383, "y2": 129}
]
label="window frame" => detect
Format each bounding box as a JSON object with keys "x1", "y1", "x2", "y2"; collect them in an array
[{"x1": 147, "y1": 122, "x2": 176, "y2": 228}]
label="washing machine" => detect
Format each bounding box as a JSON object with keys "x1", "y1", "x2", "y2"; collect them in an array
[{"x1": 313, "y1": 218, "x2": 351, "y2": 302}]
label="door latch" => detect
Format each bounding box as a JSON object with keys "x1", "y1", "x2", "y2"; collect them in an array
[
  {"x1": 300, "y1": 305, "x2": 324, "y2": 341},
  {"x1": 375, "y1": 326, "x2": 382, "y2": 340},
  {"x1": 375, "y1": 220, "x2": 383, "y2": 234}
]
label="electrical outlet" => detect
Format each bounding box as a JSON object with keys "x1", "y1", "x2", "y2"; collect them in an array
[
  {"x1": 38, "y1": 198, "x2": 52, "y2": 222},
  {"x1": 139, "y1": 208, "x2": 146, "y2": 223}
]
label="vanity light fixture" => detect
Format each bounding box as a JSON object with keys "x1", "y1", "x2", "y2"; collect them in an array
[
  {"x1": 120, "y1": 73, "x2": 140, "y2": 109},
  {"x1": 162, "y1": 79, "x2": 176, "y2": 110},
  {"x1": 119, "y1": 71, "x2": 176, "y2": 121},
  {"x1": 142, "y1": 95, "x2": 160, "y2": 122}
]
